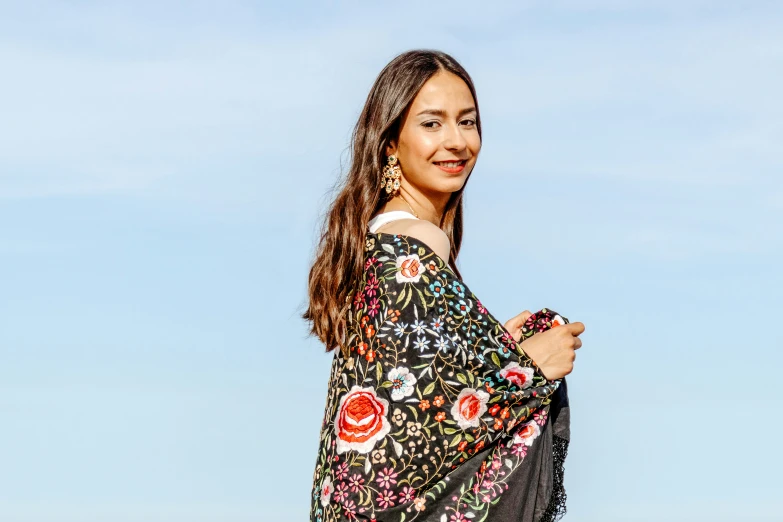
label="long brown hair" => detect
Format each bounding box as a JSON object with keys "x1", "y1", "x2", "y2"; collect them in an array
[{"x1": 302, "y1": 49, "x2": 482, "y2": 352}]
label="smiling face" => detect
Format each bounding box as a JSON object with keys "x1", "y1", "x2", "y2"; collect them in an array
[{"x1": 386, "y1": 70, "x2": 481, "y2": 204}]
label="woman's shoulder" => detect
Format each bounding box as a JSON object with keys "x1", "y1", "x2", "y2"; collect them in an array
[{"x1": 374, "y1": 219, "x2": 450, "y2": 263}]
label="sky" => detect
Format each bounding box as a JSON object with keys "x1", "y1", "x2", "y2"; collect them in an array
[{"x1": 1, "y1": 1, "x2": 782, "y2": 521}]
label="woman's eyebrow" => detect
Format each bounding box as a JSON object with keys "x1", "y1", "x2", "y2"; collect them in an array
[{"x1": 416, "y1": 107, "x2": 477, "y2": 117}]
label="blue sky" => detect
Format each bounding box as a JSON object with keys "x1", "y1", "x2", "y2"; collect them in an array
[{"x1": 1, "y1": 1, "x2": 781, "y2": 521}]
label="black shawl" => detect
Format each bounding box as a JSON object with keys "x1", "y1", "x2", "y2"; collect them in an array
[{"x1": 310, "y1": 231, "x2": 570, "y2": 521}]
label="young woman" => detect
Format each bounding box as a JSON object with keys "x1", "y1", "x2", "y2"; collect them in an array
[{"x1": 303, "y1": 49, "x2": 585, "y2": 522}]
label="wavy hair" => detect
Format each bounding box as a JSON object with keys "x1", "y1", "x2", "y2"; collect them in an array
[{"x1": 302, "y1": 49, "x2": 482, "y2": 352}]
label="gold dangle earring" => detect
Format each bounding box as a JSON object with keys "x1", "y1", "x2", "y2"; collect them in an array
[{"x1": 381, "y1": 154, "x2": 402, "y2": 196}]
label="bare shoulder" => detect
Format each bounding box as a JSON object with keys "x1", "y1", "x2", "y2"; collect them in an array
[{"x1": 380, "y1": 219, "x2": 451, "y2": 263}]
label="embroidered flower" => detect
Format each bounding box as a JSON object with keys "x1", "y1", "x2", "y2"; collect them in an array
[
  {"x1": 391, "y1": 407, "x2": 406, "y2": 426},
  {"x1": 400, "y1": 485, "x2": 416, "y2": 502},
  {"x1": 387, "y1": 366, "x2": 417, "y2": 400},
  {"x1": 370, "y1": 448, "x2": 387, "y2": 464},
  {"x1": 367, "y1": 297, "x2": 381, "y2": 317},
  {"x1": 513, "y1": 419, "x2": 541, "y2": 447},
  {"x1": 429, "y1": 279, "x2": 446, "y2": 298},
  {"x1": 451, "y1": 388, "x2": 489, "y2": 429},
  {"x1": 406, "y1": 421, "x2": 422, "y2": 437},
  {"x1": 376, "y1": 466, "x2": 398, "y2": 488},
  {"x1": 413, "y1": 336, "x2": 430, "y2": 352},
  {"x1": 534, "y1": 409, "x2": 548, "y2": 426},
  {"x1": 333, "y1": 481, "x2": 349, "y2": 503},
  {"x1": 413, "y1": 497, "x2": 426, "y2": 511},
  {"x1": 499, "y1": 361, "x2": 535, "y2": 389},
  {"x1": 377, "y1": 489, "x2": 397, "y2": 509},
  {"x1": 320, "y1": 475, "x2": 333, "y2": 507},
  {"x1": 335, "y1": 386, "x2": 391, "y2": 454},
  {"x1": 347, "y1": 473, "x2": 365, "y2": 492},
  {"x1": 365, "y1": 273, "x2": 379, "y2": 297},
  {"x1": 396, "y1": 254, "x2": 422, "y2": 283}
]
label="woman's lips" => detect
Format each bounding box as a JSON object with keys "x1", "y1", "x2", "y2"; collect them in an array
[{"x1": 433, "y1": 160, "x2": 466, "y2": 174}]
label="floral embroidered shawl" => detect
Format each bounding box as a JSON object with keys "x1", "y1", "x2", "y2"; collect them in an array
[{"x1": 310, "y1": 231, "x2": 570, "y2": 522}]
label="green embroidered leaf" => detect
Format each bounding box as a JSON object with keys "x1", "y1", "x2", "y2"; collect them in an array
[
  {"x1": 402, "y1": 286, "x2": 413, "y2": 310},
  {"x1": 449, "y1": 433, "x2": 462, "y2": 447},
  {"x1": 422, "y1": 381, "x2": 436, "y2": 396},
  {"x1": 376, "y1": 362, "x2": 383, "y2": 382},
  {"x1": 443, "y1": 427, "x2": 457, "y2": 435},
  {"x1": 396, "y1": 286, "x2": 406, "y2": 304},
  {"x1": 491, "y1": 351, "x2": 501, "y2": 368},
  {"x1": 465, "y1": 432, "x2": 474, "y2": 442},
  {"x1": 456, "y1": 373, "x2": 467, "y2": 385}
]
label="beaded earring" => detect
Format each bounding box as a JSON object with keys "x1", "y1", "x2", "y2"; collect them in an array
[{"x1": 381, "y1": 154, "x2": 402, "y2": 196}]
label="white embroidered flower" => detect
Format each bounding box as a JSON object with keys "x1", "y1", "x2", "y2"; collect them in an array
[
  {"x1": 450, "y1": 388, "x2": 490, "y2": 429},
  {"x1": 387, "y1": 366, "x2": 418, "y2": 400},
  {"x1": 413, "y1": 336, "x2": 430, "y2": 352},
  {"x1": 395, "y1": 254, "x2": 422, "y2": 283},
  {"x1": 320, "y1": 475, "x2": 333, "y2": 507}
]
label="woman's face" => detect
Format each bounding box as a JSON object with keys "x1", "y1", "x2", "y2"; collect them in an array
[{"x1": 386, "y1": 70, "x2": 481, "y2": 202}]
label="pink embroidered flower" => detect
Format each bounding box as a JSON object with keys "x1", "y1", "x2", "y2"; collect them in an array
[
  {"x1": 376, "y1": 467, "x2": 398, "y2": 489},
  {"x1": 396, "y1": 254, "x2": 422, "y2": 283},
  {"x1": 367, "y1": 297, "x2": 381, "y2": 317},
  {"x1": 511, "y1": 443, "x2": 528, "y2": 457},
  {"x1": 376, "y1": 489, "x2": 397, "y2": 509},
  {"x1": 400, "y1": 486, "x2": 416, "y2": 502},
  {"x1": 365, "y1": 273, "x2": 379, "y2": 297},
  {"x1": 451, "y1": 388, "x2": 489, "y2": 429},
  {"x1": 534, "y1": 409, "x2": 548, "y2": 426},
  {"x1": 320, "y1": 475, "x2": 333, "y2": 507},
  {"x1": 335, "y1": 386, "x2": 391, "y2": 454},
  {"x1": 333, "y1": 481, "x2": 349, "y2": 503},
  {"x1": 499, "y1": 361, "x2": 535, "y2": 389},
  {"x1": 347, "y1": 473, "x2": 365, "y2": 492},
  {"x1": 335, "y1": 461, "x2": 349, "y2": 480},
  {"x1": 342, "y1": 499, "x2": 357, "y2": 519}
]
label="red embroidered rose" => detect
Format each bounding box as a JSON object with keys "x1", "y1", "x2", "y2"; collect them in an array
[
  {"x1": 450, "y1": 388, "x2": 489, "y2": 429},
  {"x1": 335, "y1": 386, "x2": 391, "y2": 454},
  {"x1": 499, "y1": 361, "x2": 534, "y2": 389},
  {"x1": 512, "y1": 419, "x2": 541, "y2": 447}
]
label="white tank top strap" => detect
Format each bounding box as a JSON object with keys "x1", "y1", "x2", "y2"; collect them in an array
[{"x1": 367, "y1": 210, "x2": 419, "y2": 233}]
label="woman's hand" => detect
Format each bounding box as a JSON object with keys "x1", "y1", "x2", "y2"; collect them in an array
[
  {"x1": 504, "y1": 310, "x2": 533, "y2": 342},
  {"x1": 505, "y1": 311, "x2": 585, "y2": 381}
]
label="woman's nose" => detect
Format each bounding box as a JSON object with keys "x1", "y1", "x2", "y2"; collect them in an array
[{"x1": 442, "y1": 123, "x2": 467, "y2": 150}]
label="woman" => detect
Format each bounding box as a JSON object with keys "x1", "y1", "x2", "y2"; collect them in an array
[{"x1": 303, "y1": 49, "x2": 584, "y2": 522}]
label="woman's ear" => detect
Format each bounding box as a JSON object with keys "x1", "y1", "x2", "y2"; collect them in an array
[{"x1": 385, "y1": 140, "x2": 397, "y2": 157}]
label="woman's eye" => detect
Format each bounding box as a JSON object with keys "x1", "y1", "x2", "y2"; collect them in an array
[
  {"x1": 422, "y1": 121, "x2": 440, "y2": 129},
  {"x1": 461, "y1": 119, "x2": 476, "y2": 126}
]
